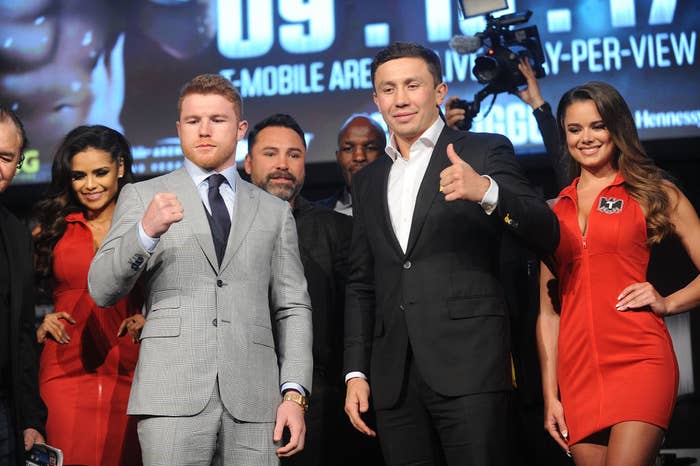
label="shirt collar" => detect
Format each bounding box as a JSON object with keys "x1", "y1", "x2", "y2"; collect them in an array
[
  {"x1": 385, "y1": 117, "x2": 445, "y2": 161},
  {"x1": 65, "y1": 211, "x2": 86, "y2": 224},
  {"x1": 560, "y1": 171, "x2": 626, "y2": 201},
  {"x1": 183, "y1": 158, "x2": 238, "y2": 192}
]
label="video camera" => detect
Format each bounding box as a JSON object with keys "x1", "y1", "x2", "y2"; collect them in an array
[{"x1": 448, "y1": 3, "x2": 546, "y2": 130}]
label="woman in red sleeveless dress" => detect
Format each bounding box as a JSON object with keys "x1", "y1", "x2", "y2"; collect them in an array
[
  {"x1": 537, "y1": 82, "x2": 700, "y2": 466},
  {"x1": 33, "y1": 125, "x2": 144, "y2": 466}
]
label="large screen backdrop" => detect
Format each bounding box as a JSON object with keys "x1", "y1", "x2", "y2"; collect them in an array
[{"x1": 2, "y1": 0, "x2": 698, "y2": 184}]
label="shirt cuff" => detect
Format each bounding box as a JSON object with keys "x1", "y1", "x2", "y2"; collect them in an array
[
  {"x1": 281, "y1": 382, "x2": 306, "y2": 396},
  {"x1": 138, "y1": 221, "x2": 160, "y2": 253},
  {"x1": 479, "y1": 175, "x2": 499, "y2": 215},
  {"x1": 532, "y1": 102, "x2": 551, "y2": 115},
  {"x1": 344, "y1": 371, "x2": 367, "y2": 384}
]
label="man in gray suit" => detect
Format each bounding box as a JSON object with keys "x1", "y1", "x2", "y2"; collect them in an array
[{"x1": 88, "y1": 74, "x2": 313, "y2": 466}]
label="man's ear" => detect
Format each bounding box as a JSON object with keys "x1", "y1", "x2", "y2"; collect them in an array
[
  {"x1": 243, "y1": 154, "x2": 252, "y2": 175},
  {"x1": 435, "y1": 82, "x2": 448, "y2": 105},
  {"x1": 237, "y1": 120, "x2": 249, "y2": 141}
]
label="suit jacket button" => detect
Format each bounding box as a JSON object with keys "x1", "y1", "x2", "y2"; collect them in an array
[
  {"x1": 403, "y1": 260, "x2": 411, "y2": 270},
  {"x1": 212, "y1": 318, "x2": 218, "y2": 327},
  {"x1": 216, "y1": 279, "x2": 224, "y2": 287},
  {"x1": 400, "y1": 304, "x2": 405, "y2": 311}
]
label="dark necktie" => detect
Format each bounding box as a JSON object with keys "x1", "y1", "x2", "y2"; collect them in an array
[{"x1": 207, "y1": 174, "x2": 231, "y2": 265}]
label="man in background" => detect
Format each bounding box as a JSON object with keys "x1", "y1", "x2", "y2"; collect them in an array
[
  {"x1": 317, "y1": 114, "x2": 386, "y2": 216},
  {"x1": 0, "y1": 105, "x2": 46, "y2": 465},
  {"x1": 245, "y1": 113, "x2": 377, "y2": 465}
]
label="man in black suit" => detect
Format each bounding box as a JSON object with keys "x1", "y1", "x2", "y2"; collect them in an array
[
  {"x1": 244, "y1": 114, "x2": 377, "y2": 465},
  {"x1": 343, "y1": 42, "x2": 559, "y2": 466},
  {"x1": 0, "y1": 106, "x2": 46, "y2": 465}
]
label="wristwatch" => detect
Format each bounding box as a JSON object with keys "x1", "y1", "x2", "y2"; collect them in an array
[{"x1": 283, "y1": 391, "x2": 309, "y2": 412}]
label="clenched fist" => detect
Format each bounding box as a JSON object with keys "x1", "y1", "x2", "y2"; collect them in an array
[{"x1": 141, "y1": 192, "x2": 184, "y2": 237}]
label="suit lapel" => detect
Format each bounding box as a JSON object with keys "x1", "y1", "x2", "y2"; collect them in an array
[
  {"x1": 404, "y1": 128, "x2": 452, "y2": 257},
  {"x1": 166, "y1": 168, "x2": 219, "y2": 270},
  {"x1": 377, "y1": 157, "x2": 404, "y2": 258},
  {"x1": 219, "y1": 175, "x2": 258, "y2": 271}
]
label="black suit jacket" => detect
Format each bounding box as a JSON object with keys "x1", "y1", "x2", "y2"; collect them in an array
[
  {"x1": 283, "y1": 197, "x2": 353, "y2": 466},
  {"x1": 344, "y1": 127, "x2": 559, "y2": 410},
  {"x1": 315, "y1": 189, "x2": 342, "y2": 211},
  {"x1": 0, "y1": 204, "x2": 46, "y2": 463},
  {"x1": 293, "y1": 197, "x2": 352, "y2": 385}
]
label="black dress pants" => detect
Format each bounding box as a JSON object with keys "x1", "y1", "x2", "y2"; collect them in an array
[
  {"x1": 0, "y1": 391, "x2": 16, "y2": 466},
  {"x1": 375, "y1": 355, "x2": 508, "y2": 466}
]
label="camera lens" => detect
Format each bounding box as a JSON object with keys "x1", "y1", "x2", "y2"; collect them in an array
[{"x1": 473, "y1": 55, "x2": 500, "y2": 84}]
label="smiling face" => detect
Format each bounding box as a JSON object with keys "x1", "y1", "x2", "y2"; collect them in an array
[
  {"x1": 70, "y1": 147, "x2": 124, "y2": 217},
  {"x1": 372, "y1": 57, "x2": 446, "y2": 153},
  {"x1": 177, "y1": 93, "x2": 248, "y2": 172},
  {"x1": 244, "y1": 125, "x2": 306, "y2": 203},
  {"x1": 564, "y1": 99, "x2": 617, "y2": 174}
]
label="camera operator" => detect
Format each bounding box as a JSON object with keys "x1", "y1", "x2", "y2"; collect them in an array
[{"x1": 446, "y1": 58, "x2": 569, "y2": 190}]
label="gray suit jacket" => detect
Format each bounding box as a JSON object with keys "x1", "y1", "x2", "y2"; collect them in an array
[{"x1": 88, "y1": 167, "x2": 312, "y2": 422}]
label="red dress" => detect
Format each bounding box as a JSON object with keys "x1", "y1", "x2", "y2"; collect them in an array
[
  {"x1": 39, "y1": 212, "x2": 142, "y2": 466},
  {"x1": 552, "y1": 174, "x2": 678, "y2": 445}
]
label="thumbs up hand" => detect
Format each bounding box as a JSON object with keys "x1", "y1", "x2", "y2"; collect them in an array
[{"x1": 439, "y1": 144, "x2": 491, "y2": 202}]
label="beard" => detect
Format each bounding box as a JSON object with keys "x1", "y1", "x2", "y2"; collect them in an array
[{"x1": 262, "y1": 170, "x2": 303, "y2": 202}]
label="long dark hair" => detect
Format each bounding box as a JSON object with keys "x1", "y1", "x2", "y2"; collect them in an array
[
  {"x1": 33, "y1": 125, "x2": 134, "y2": 280},
  {"x1": 556, "y1": 81, "x2": 674, "y2": 244}
]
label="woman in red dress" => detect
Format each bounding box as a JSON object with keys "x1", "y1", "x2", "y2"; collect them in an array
[
  {"x1": 33, "y1": 125, "x2": 144, "y2": 466},
  {"x1": 537, "y1": 82, "x2": 700, "y2": 466}
]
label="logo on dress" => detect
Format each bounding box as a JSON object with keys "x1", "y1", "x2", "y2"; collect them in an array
[{"x1": 597, "y1": 197, "x2": 623, "y2": 214}]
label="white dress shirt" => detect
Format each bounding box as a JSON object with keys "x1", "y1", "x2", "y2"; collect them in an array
[
  {"x1": 386, "y1": 118, "x2": 444, "y2": 252},
  {"x1": 333, "y1": 187, "x2": 353, "y2": 216}
]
